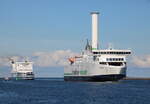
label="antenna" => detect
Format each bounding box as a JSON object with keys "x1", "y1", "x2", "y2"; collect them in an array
[
  {"x1": 24, "y1": 56, "x2": 29, "y2": 62},
  {"x1": 8, "y1": 57, "x2": 15, "y2": 64},
  {"x1": 85, "y1": 39, "x2": 92, "y2": 51},
  {"x1": 108, "y1": 43, "x2": 114, "y2": 50}
]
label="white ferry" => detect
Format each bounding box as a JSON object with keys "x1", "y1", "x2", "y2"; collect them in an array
[
  {"x1": 10, "y1": 59, "x2": 34, "y2": 80},
  {"x1": 64, "y1": 12, "x2": 131, "y2": 81}
]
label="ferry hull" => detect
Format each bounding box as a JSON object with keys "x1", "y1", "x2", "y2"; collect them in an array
[
  {"x1": 64, "y1": 74, "x2": 125, "y2": 82},
  {"x1": 11, "y1": 77, "x2": 34, "y2": 80}
]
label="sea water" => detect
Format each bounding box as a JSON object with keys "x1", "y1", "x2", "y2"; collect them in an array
[{"x1": 0, "y1": 78, "x2": 150, "y2": 104}]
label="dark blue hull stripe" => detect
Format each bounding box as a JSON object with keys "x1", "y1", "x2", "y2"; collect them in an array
[{"x1": 64, "y1": 74, "x2": 125, "y2": 81}]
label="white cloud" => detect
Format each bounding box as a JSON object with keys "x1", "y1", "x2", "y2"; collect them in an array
[
  {"x1": 131, "y1": 55, "x2": 150, "y2": 68},
  {"x1": 0, "y1": 51, "x2": 150, "y2": 69},
  {"x1": 32, "y1": 50, "x2": 78, "y2": 67},
  {"x1": 0, "y1": 50, "x2": 78, "y2": 67},
  {"x1": 2, "y1": 50, "x2": 149, "y2": 69},
  {"x1": 0, "y1": 56, "x2": 23, "y2": 67}
]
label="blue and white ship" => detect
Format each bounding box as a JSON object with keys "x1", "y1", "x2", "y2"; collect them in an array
[
  {"x1": 10, "y1": 59, "x2": 34, "y2": 80},
  {"x1": 64, "y1": 12, "x2": 131, "y2": 81}
]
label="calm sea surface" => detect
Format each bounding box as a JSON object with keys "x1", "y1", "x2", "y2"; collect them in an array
[{"x1": 0, "y1": 78, "x2": 150, "y2": 104}]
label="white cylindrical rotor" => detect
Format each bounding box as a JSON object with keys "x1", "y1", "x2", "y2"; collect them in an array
[{"x1": 91, "y1": 12, "x2": 99, "y2": 50}]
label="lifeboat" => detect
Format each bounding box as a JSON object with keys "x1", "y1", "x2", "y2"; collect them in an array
[
  {"x1": 68, "y1": 57, "x2": 75, "y2": 64},
  {"x1": 68, "y1": 56, "x2": 82, "y2": 64}
]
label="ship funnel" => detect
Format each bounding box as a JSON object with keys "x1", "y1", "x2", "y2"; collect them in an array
[{"x1": 91, "y1": 12, "x2": 99, "y2": 50}]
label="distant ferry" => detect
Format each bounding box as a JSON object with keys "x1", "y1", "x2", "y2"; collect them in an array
[
  {"x1": 64, "y1": 12, "x2": 131, "y2": 81},
  {"x1": 10, "y1": 59, "x2": 34, "y2": 80}
]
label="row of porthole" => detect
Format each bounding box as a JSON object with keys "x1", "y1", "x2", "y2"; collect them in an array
[
  {"x1": 93, "y1": 52, "x2": 131, "y2": 54},
  {"x1": 106, "y1": 58, "x2": 124, "y2": 61}
]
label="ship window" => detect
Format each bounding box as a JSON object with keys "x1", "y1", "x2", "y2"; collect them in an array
[
  {"x1": 127, "y1": 52, "x2": 131, "y2": 54},
  {"x1": 107, "y1": 58, "x2": 112, "y2": 61},
  {"x1": 99, "y1": 62, "x2": 107, "y2": 65},
  {"x1": 110, "y1": 58, "x2": 112, "y2": 61},
  {"x1": 93, "y1": 56, "x2": 97, "y2": 61},
  {"x1": 108, "y1": 62, "x2": 123, "y2": 66},
  {"x1": 126, "y1": 52, "x2": 130, "y2": 54},
  {"x1": 93, "y1": 52, "x2": 98, "y2": 54}
]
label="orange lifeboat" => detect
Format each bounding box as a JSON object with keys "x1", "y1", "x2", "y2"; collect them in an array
[
  {"x1": 68, "y1": 56, "x2": 82, "y2": 64},
  {"x1": 68, "y1": 57, "x2": 75, "y2": 64}
]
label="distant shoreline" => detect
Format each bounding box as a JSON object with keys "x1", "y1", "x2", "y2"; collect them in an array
[{"x1": 123, "y1": 77, "x2": 150, "y2": 80}]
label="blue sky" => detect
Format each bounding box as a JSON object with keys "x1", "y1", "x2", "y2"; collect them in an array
[{"x1": 0, "y1": 0, "x2": 150, "y2": 77}]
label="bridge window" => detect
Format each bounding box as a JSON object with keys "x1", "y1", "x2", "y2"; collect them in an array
[
  {"x1": 99, "y1": 62, "x2": 107, "y2": 65},
  {"x1": 93, "y1": 52, "x2": 98, "y2": 54},
  {"x1": 106, "y1": 58, "x2": 109, "y2": 61},
  {"x1": 127, "y1": 52, "x2": 131, "y2": 54},
  {"x1": 99, "y1": 51, "x2": 131, "y2": 54},
  {"x1": 106, "y1": 58, "x2": 124, "y2": 61},
  {"x1": 108, "y1": 62, "x2": 123, "y2": 66}
]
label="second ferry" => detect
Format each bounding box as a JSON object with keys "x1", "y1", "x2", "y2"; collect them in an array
[{"x1": 10, "y1": 59, "x2": 34, "y2": 80}]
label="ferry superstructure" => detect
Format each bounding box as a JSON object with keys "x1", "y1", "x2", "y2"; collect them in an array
[
  {"x1": 64, "y1": 12, "x2": 131, "y2": 81},
  {"x1": 10, "y1": 59, "x2": 34, "y2": 80}
]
